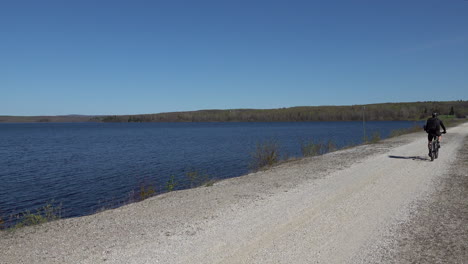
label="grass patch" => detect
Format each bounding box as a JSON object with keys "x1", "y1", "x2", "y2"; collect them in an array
[
  {"x1": 369, "y1": 131, "x2": 381, "y2": 143},
  {"x1": 185, "y1": 169, "x2": 212, "y2": 188},
  {"x1": 185, "y1": 170, "x2": 200, "y2": 188},
  {"x1": 166, "y1": 174, "x2": 177, "y2": 192},
  {"x1": 250, "y1": 139, "x2": 280, "y2": 171},
  {"x1": 92, "y1": 170, "x2": 217, "y2": 215},
  {"x1": 4, "y1": 201, "x2": 62, "y2": 230},
  {"x1": 301, "y1": 140, "x2": 324, "y2": 157},
  {"x1": 327, "y1": 140, "x2": 337, "y2": 152},
  {"x1": 139, "y1": 184, "x2": 156, "y2": 200},
  {"x1": 301, "y1": 139, "x2": 338, "y2": 157},
  {"x1": 128, "y1": 178, "x2": 158, "y2": 202},
  {"x1": 203, "y1": 179, "x2": 218, "y2": 187}
]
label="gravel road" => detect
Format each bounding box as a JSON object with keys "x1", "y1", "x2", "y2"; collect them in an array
[{"x1": 1, "y1": 122, "x2": 467, "y2": 264}]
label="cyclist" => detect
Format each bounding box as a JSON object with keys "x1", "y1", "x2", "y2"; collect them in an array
[{"x1": 424, "y1": 112, "x2": 446, "y2": 156}]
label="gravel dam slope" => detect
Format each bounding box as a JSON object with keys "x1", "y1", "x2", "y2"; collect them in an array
[{"x1": 1, "y1": 122, "x2": 467, "y2": 264}]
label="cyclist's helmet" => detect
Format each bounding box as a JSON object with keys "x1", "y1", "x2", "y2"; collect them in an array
[{"x1": 432, "y1": 112, "x2": 438, "y2": 118}]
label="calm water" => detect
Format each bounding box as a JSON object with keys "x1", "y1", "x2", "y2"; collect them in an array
[{"x1": 0, "y1": 121, "x2": 420, "y2": 220}]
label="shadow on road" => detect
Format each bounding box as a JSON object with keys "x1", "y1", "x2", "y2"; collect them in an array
[{"x1": 388, "y1": 155, "x2": 429, "y2": 161}]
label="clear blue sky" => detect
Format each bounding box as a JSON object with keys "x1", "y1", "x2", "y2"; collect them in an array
[{"x1": 1, "y1": 0, "x2": 467, "y2": 116}]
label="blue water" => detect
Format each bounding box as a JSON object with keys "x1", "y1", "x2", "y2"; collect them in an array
[{"x1": 0, "y1": 121, "x2": 421, "y2": 221}]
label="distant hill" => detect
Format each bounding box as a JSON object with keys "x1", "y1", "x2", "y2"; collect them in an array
[
  {"x1": 96, "y1": 101, "x2": 468, "y2": 123},
  {"x1": 0, "y1": 115, "x2": 96, "y2": 123},
  {"x1": 2, "y1": 101, "x2": 467, "y2": 123}
]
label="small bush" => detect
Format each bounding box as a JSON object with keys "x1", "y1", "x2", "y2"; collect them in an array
[
  {"x1": 370, "y1": 131, "x2": 381, "y2": 143},
  {"x1": 185, "y1": 170, "x2": 199, "y2": 187},
  {"x1": 13, "y1": 202, "x2": 62, "y2": 229},
  {"x1": 362, "y1": 135, "x2": 369, "y2": 143},
  {"x1": 250, "y1": 139, "x2": 280, "y2": 171},
  {"x1": 327, "y1": 140, "x2": 337, "y2": 152},
  {"x1": 185, "y1": 169, "x2": 212, "y2": 188},
  {"x1": 301, "y1": 140, "x2": 324, "y2": 157},
  {"x1": 389, "y1": 129, "x2": 403, "y2": 138},
  {"x1": 139, "y1": 184, "x2": 156, "y2": 201},
  {"x1": 166, "y1": 175, "x2": 177, "y2": 192},
  {"x1": 16, "y1": 213, "x2": 47, "y2": 227},
  {"x1": 204, "y1": 179, "x2": 218, "y2": 187},
  {"x1": 301, "y1": 139, "x2": 339, "y2": 157}
]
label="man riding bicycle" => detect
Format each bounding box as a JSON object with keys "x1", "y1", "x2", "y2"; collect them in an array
[{"x1": 424, "y1": 112, "x2": 446, "y2": 156}]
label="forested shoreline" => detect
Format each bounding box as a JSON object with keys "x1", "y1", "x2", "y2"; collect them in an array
[
  {"x1": 96, "y1": 101, "x2": 468, "y2": 123},
  {"x1": 1, "y1": 101, "x2": 467, "y2": 123}
]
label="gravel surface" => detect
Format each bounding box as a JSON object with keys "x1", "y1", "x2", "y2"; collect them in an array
[
  {"x1": 1, "y1": 122, "x2": 467, "y2": 264},
  {"x1": 355, "y1": 128, "x2": 468, "y2": 264}
]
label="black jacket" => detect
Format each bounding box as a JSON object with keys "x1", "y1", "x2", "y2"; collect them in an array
[{"x1": 424, "y1": 117, "x2": 446, "y2": 133}]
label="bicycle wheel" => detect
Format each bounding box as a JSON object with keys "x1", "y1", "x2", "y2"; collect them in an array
[
  {"x1": 429, "y1": 144, "x2": 434, "y2": 161},
  {"x1": 434, "y1": 141, "x2": 439, "y2": 159},
  {"x1": 430, "y1": 141, "x2": 436, "y2": 161}
]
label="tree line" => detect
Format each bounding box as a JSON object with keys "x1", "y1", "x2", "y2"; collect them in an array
[
  {"x1": 96, "y1": 101, "x2": 468, "y2": 123},
  {"x1": 2, "y1": 101, "x2": 466, "y2": 123}
]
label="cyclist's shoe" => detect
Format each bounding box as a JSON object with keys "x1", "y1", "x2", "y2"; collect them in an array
[
  {"x1": 438, "y1": 143, "x2": 441, "y2": 149},
  {"x1": 428, "y1": 150, "x2": 431, "y2": 157}
]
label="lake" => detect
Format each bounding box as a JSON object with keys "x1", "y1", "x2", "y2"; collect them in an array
[{"x1": 0, "y1": 121, "x2": 421, "y2": 222}]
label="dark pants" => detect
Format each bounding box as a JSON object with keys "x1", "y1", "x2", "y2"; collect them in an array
[{"x1": 427, "y1": 130, "x2": 441, "y2": 141}]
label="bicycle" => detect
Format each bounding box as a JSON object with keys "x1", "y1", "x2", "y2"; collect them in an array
[
  {"x1": 429, "y1": 135, "x2": 439, "y2": 161},
  {"x1": 428, "y1": 131, "x2": 446, "y2": 161}
]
